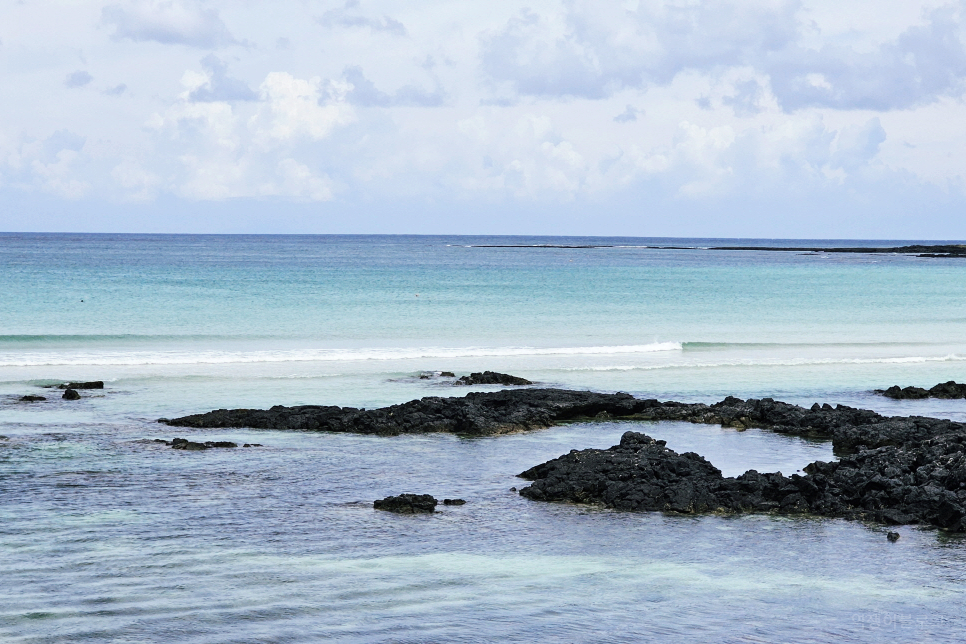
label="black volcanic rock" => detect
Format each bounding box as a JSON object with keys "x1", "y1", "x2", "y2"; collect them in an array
[
  {"x1": 454, "y1": 371, "x2": 532, "y2": 386},
  {"x1": 19, "y1": 395, "x2": 46, "y2": 402},
  {"x1": 46, "y1": 381, "x2": 104, "y2": 390},
  {"x1": 62, "y1": 389, "x2": 80, "y2": 400},
  {"x1": 877, "y1": 381, "x2": 966, "y2": 400},
  {"x1": 518, "y1": 430, "x2": 966, "y2": 532},
  {"x1": 374, "y1": 494, "x2": 438, "y2": 513},
  {"x1": 161, "y1": 389, "x2": 966, "y2": 453},
  {"x1": 159, "y1": 438, "x2": 239, "y2": 450},
  {"x1": 161, "y1": 389, "x2": 650, "y2": 437}
]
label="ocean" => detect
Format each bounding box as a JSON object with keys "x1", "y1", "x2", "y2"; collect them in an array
[{"x1": 1, "y1": 233, "x2": 964, "y2": 642}]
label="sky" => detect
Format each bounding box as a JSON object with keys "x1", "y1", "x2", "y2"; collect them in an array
[{"x1": 2, "y1": 0, "x2": 966, "y2": 238}]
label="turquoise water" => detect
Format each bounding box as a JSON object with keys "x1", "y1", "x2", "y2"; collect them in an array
[{"x1": 2, "y1": 234, "x2": 966, "y2": 642}]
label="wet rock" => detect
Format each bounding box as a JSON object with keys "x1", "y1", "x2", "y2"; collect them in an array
[
  {"x1": 887, "y1": 532, "x2": 900, "y2": 542},
  {"x1": 440, "y1": 371, "x2": 455, "y2": 377},
  {"x1": 517, "y1": 430, "x2": 966, "y2": 532},
  {"x1": 373, "y1": 493, "x2": 438, "y2": 514},
  {"x1": 877, "y1": 381, "x2": 966, "y2": 400},
  {"x1": 161, "y1": 389, "x2": 966, "y2": 455},
  {"x1": 168, "y1": 438, "x2": 238, "y2": 450},
  {"x1": 442, "y1": 498, "x2": 466, "y2": 505},
  {"x1": 46, "y1": 381, "x2": 104, "y2": 390},
  {"x1": 62, "y1": 389, "x2": 80, "y2": 400},
  {"x1": 161, "y1": 388, "x2": 648, "y2": 436},
  {"x1": 243, "y1": 443, "x2": 263, "y2": 447},
  {"x1": 19, "y1": 395, "x2": 46, "y2": 402},
  {"x1": 454, "y1": 371, "x2": 532, "y2": 386}
]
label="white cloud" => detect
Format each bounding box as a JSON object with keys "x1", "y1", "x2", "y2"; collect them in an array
[
  {"x1": 2, "y1": 0, "x2": 966, "y2": 235},
  {"x1": 102, "y1": 0, "x2": 237, "y2": 48}
]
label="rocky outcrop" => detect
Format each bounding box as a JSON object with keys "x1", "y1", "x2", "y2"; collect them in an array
[
  {"x1": 454, "y1": 371, "x2": 532, "y2": 386},
  {"x1": 19, "y1": 395, "x2": 46, "y2": 402},
  {"x1": 46, "y1": 381, "x2": 104, "y2": 390},
  {"x1": 518, "y1": 430, "x2": 966, "y2": 532},
  {"x1": 160, "y1": 389, "x2": 965, "y2": 451},
  {"x1": 62, "y1": 389, "x2": 80, "y2": 400},
  {"x1": 374, "y1": 494, "x2": 437, "y2": 513},
  {"x1": 154, "y1": 438, "x2": 239, "y2": 450},
  {"x1": 161, "y1": 389, "x2": 647, "y2": 437},
  {"x1": 877, "y1": 381, "x2": 966, "y2": 400}
]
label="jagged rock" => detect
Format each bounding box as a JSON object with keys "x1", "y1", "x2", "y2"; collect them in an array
[
  {"x1": 160, "y1": 389, "x2": 966, "y2": 453},
  {"x1": 877, "y1": 381, "x2": 966, "y2": 400},
  {"x1": 62, "y1": 389, "x2": 80, "y2": 400},
  {"x1": 374, "y1": 493, "x2": 438, "y2": 513},
  {"x1": 454, "y1": 371, "x2": 532, "y2": 386},
  {"x1": 443, "y1": 498, "x2": 466, "y2": 505},
  {"x1": 518, "y1": 430, "x2": 966, "y2": 532},
  {"x1": 19, "y1": 395, "x2": 46, "y2": 402},
  {"x1": 166, "y1": 438, "x2": 238, "y2": 450},
  {"x1": 45, "y1": 381, "x2": 104, "y2": 390}
]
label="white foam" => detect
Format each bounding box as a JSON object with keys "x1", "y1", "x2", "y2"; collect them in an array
[
  {"x1": 563, "y1": 354, "x2": 966, "y2": 371},
  {"x1": 0, "y1": 342, "x2": 683, "y2": 367}
]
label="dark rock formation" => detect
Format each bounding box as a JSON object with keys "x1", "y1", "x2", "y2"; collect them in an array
[
  {"x1": 440, "y1": 371, "x2": 456, "y2": 377},
  {"x1": 518, "y1": 430, "x2": 966, "y2": 532},
  {"x1": 707, "y1": 244, "x2": 966, "y2": 258},
  {"x1": 46, "y1": 381, "x2": 104, "y2": 390},
  {"x1": 887, "y1": 532, "x2": 900, "y2": 542},
  {"x1": 19, "y1": 395, "x2": 46, "y2": 402},
  {"x1": 374, "y1": 493, "x2": 437, "y2": 513},
  {"x1": 877, "y1": 381, "x2": 966, "y2": 400},
  {"x1": 443, "y1": 498, "x2": 466, "y2": 505},
  {"x1": 161, "y1": 389, "x2": 966, "y2": 453},
  {"x1": 454, "y1": 371, "x2": 532, "y2": 386},
  {"x1": 62, "y1": 389, "x2": 80, "y2": 400},
  {"x1": 154, "y1": 438, "x2": 239, "y2": 450},
  {"x1": 161, "y1": 388, "x2": 647, "y2": 437}
]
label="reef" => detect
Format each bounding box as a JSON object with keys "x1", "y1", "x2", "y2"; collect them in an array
[
  {"x1": 160, "y1": 389, "x2": 961, "y2": 451},
  {"x1": 454, "y1": 371, "x2": 532, "y2": 386},
  {"x1": 374, "y1": 494, "x2": 438, "y2": 513},
  {"x1": 518, "y1": 429, "x2": 966, "y2": 532},
  {"x1": 876, "y1": 381, "x2": 966, "y2": 400}
]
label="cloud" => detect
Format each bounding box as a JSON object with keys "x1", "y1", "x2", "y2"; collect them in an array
[
  {"x1": 318, "y1": 1, "x2": 407, "y2": 36},
  {"x1": 613, "y1": 105, "x2": 641, "y2": 123},
  {"x1": 64, "y1": 71, "x2": 93, "y2": 88},
  {"x1": 104, "y1": 84, "x2": 128, "y2": 96},
  {"x1": 480, "y1": 1, "x2": 966, "y2": 111},
  {"x1": 145, "y1": 70, "x2": 354, "y2": 201},
  {"x1": 187, "y1": 55, "x2": 257, "y2": 102},
  {"x1": 340, "y1": 66, "x2": 443, "y2": 107},
  {"x1": 481, "y1": 2, "x2": 800, "y2": 99},
  {"x1": 770, "y1": 7, "x2": 966, "y2": 111},
  {"x1": 102, "y1": 0, "x2": 237, "y2": 48}
]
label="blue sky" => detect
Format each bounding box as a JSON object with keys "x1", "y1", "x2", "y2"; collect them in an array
[{"x1": 2, "y1": 0, "x2": 966, "y2": 237}]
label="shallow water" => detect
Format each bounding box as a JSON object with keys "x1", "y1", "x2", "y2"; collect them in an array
[{"x1": 2, "y1": 234, "x2": 966, "y2": 642}]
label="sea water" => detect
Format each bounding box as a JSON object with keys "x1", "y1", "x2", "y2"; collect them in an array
[{"x1": 1, "y1": 233, "x2": 964, "y2": 643}]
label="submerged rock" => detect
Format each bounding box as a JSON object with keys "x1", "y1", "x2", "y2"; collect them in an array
[
  {"x1": 877, "y1": 381, "x2": 966, "y2": 400},
  {"x1": 374, "y1": 493, "x2": 438, "y2": 513},
  {"x1": 158, "y1": 438, "x2": 239, "y2": 450},
  {"x1": 518, "y1": 430, "x2": 966, "y2": 532},
  {"x1": 887, "y1": 532, "x2": 901, "y2": 542},
  {"x1": 454, "y1": 371, "x2": 532, "y2": 386},
  {"x1": 62, "y1": 389, "x2": 80, "y2": 400},
  {"x1": 443, "y1": 498, "x2": 466, "y2": 505},
  {"x1": 19, "y1": 395, "x2": 46, "y2": 402},
  {"x1": 46, "y1": 381, "x2": 104, "y2": 390}
]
